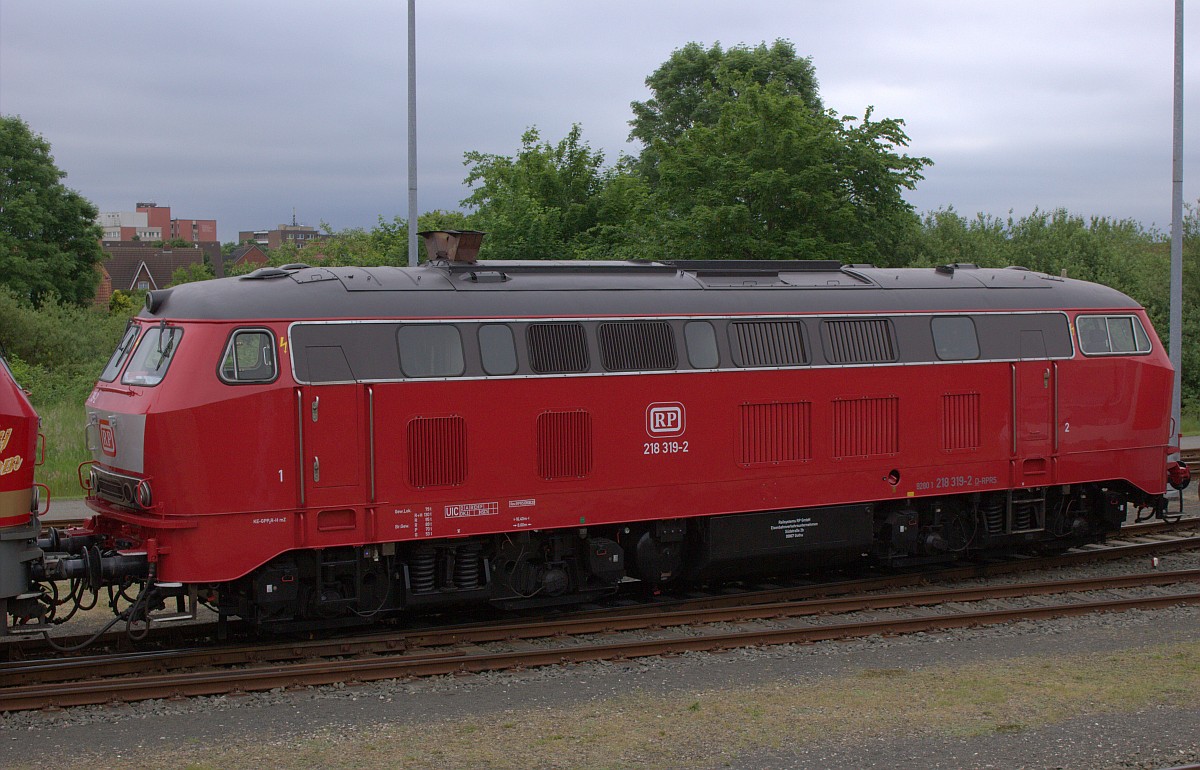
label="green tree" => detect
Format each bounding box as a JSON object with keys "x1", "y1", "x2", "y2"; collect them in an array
[
  {"x1": 647, "y1": 73, "x2": 929, "y2": 263},
  {"x1": 251, "y1": 211, "x2": 478, "y2": 267},
  {"x1": 107, "y1": 289, "x2": 136, "y2": 316},
  {"x1": 462, "y1": 125, "x2": 614, "y2": 260},
  {"x1": 912, "y1": 208, "x2": 1013, "y2": 267},
  {"x1": 169, "y1": 261, "x2": 214, "y2": 286},
  {"x1": 630, "y1": 40, "x2": 822, "y2": 181},
  {"x1": 458, "y1": 42, "x2": 929, "y2": 264},
  {"x1": 1177, "y1": 201, "x2": 1200, "y2": 406},
  {"x1": 0, "y1": 115, "x2": 103, "y2": 305},
  {"x1": 0, "y1": 287, "x2": 132, "y2": 401},
  {"x1": 571, "y1": 156, "x2": 656, "y2": 260}
]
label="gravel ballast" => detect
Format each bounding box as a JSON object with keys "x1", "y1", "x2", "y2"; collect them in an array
[
  {"x1": 4, "y1": 601, "x2": 1200, "y2": 768},
  {"x1": 4, "y1": 521, "x2": 1200, "y2": 768}
]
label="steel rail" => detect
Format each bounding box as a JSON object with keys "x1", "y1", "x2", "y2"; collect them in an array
[
  {"x1": 6, "y1": 523, "x2": 1200, "y2": 661},
  {"x1": 2, "y1": 587, "x2": 1198, "y2": 712},
  {"x1": 401, "y1": 568, "x2": 1200, "y2": 647},
  {"x1": 4, "y1": 569, "x2": 1199, "y2": 695},
  {"x1": 10, "y1": 568, "x2": 1199, "y2": 686}
]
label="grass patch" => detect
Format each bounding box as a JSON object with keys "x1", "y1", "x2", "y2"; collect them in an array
[
  {"x1": 23, "y1": 640, "x2": 1200, "y2": 770},
  {"x1": 1182, "y1": 409, "x2": 1200, "y2": 437},
  {"x1": 35, "y1": 392, "x2": 92, "y2": 498}
]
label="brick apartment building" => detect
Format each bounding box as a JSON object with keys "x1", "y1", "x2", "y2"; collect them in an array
[
  {"x1": 238, "y1": 223, "x2": 327, "y2": 250},
  {"x1": 98, "y1": 202, "x2": 217, "y2": 244}
]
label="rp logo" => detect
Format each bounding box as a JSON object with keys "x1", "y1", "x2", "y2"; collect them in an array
[
  {"x1": 99, "y1": 419, "x2": 116, "y2": 457},
  {"x1": 646, "y1": 402, "x2": 685, "y2": 438}
]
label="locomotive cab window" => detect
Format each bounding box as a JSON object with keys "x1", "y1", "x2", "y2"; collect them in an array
[
  {"x1": 1076, "y1": 315, "x2": 1152, "y2": 356},
  {"x1": 219, "y1": 329, "x2": 278, "y2": 384},
  {"x1": 121, "y1": 325, "x2": 183, "y2": 387},
  {"x1": 931, "y1": 316, "x2": 980, "y2": 361},
  {"x1": 397, "y1": 324, "x2": 465, "y2": 378},
  {"x1": 99, "y1": 323, "x2": 141, "y2": 382}
]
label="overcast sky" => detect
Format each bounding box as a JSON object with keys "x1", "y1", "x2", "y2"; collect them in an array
[{"x1": 1, "y1": 1, "x2": 1196, "y2": 244}]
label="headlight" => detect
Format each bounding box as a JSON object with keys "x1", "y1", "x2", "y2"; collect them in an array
[{"x1": 136, "y1": 481, "x2": 152, "y2": 508}]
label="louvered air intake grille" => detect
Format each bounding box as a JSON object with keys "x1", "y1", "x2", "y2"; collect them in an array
[
  {"x1": 407, "y1": 415, "x2": 467, "y2": 488},
  {"x1": 598, "y1": 321, "x2": 677, "y2": 371},
  {"x1": 731, "y1": 321, "x2": 807, "y2": 367},
  {"x1": 941, "y1": 392, "x2": 981, "y2": 451},
  {"x1": 536, "y1": 410, "x2": 593, "y2": 480},
  {"x1": 739, "y1": 401, "x2": 812, "y2": 466},
  {"x1": 832, "y1": 396, "x2": 899, "y2": 458},
  {"x1": 822, "y1": 319, "x2": 897, "y2": 364},
  {"x1": 527, "y1": 322, "x2": 590, "y2": 373}
]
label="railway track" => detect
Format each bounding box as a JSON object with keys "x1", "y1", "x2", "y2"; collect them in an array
[
  {"x1": 5, "y1": 515, "x2": 1199, "y2": 662},
  {"x1": 2, "y1": 568, "x2": 1198, "y2": 712}
]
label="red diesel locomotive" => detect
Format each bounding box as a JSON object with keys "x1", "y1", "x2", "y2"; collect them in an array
[
  {"x1": 0, "y1": 352, "x2": 46, "y2": 629},
  {"x1": 7, "y1": 243, "x2": 1187, "y2": 634}
]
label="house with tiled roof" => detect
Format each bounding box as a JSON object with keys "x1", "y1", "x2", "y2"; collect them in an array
[
  {"x1": 93, "y1": 264, "x2": 114, "y2": 309},
  {"x1": 99, "y1": 242, "x2": 219, "y2": 293},
  {"x1": 226, "y1": 244, "x2": 269, "y2": 269}
]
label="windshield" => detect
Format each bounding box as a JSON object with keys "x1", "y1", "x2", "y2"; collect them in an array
[
  {"x1": 99, "y1": 324, "x2": 141, "y2": 382},
  {"x1": 121, "y1": 326, "x2": 183, "y2": 386},
  {"x1": 0, "y1": 351, "x2": 18, "y2": 387}
]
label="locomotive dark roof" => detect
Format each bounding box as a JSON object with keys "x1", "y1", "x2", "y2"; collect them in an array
[{"x1": 141, "y1": 260, "x2": 1141, "y2": 321}]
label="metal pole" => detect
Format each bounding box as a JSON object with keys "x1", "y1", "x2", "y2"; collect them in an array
[
  {"x1": 407, "y1": 0, "x2": 419, "y2": 267},
  {"x1": 1170, "y1": 0, "x2": 1184, "y2": 447}
]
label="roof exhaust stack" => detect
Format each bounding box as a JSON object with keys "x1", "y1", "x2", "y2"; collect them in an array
[{"x1": 418, "y1": 230, "x2": 485, "y2": 265}]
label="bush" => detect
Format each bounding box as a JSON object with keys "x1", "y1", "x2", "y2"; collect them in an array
[{"x1": 0, "y1": 288, "x2": 136, "y2": 496}]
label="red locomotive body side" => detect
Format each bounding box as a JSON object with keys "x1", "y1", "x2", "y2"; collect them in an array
[
  {"x1": 0, "y1": 357, "x2": 38, "y2": 530},
  {"x1": 80, "y1": 301, "x2": 1171, "y2": 586},
  {"x1": 43, "y1": 259, "x2": 1175, "y2": 633},
  {"x1": 1, "y1": 353, "x2": 45, "y2": 628}
]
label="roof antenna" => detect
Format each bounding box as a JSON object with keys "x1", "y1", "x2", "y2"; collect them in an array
[{"x1": 292, "y1": 207, "x2": 298, "y2": 227}]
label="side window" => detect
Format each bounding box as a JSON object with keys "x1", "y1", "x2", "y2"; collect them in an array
[
  {"x1": 1076, "y1": 316, "x2": 1111, "y2": 353},
  {"x1": 219, "y1": 330, "x2": 277, "y2": 384},
  {"x1": 684, "y1": 321, "x2": 719, "y2": 369},
  {"x1": 397, "y1": 324, "x2": 464, "y2": 378},
  {"x1": 1077, "y1": 315, "x2": 1152, "y2": 356},
  {"x1": 931, "y1": 316, "x2": 980, "y2": 361},
  {"x1": 1107, "y1": 317, "x2": 1138, "y2": 352},
  {"x1": 121, "y1": 326, "x2": 183, "y2": 387},
  {"x1": 100, "y1": 324, "x2": 141, "y2": 382},
  {"x1": 479, "y1": 324, "x2": 517, "y2": 375},
  {"x1": 1134, "y1": 318, "x2": 1151, "y2": 351}
]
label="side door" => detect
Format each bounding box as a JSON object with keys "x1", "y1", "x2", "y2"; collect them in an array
[
  {"x1": 299, "y1": 370, "x2": 363, "y2": 506},
  {"x1": 1012, "y1": 330, "x2": 1054, "y2": 479}
]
